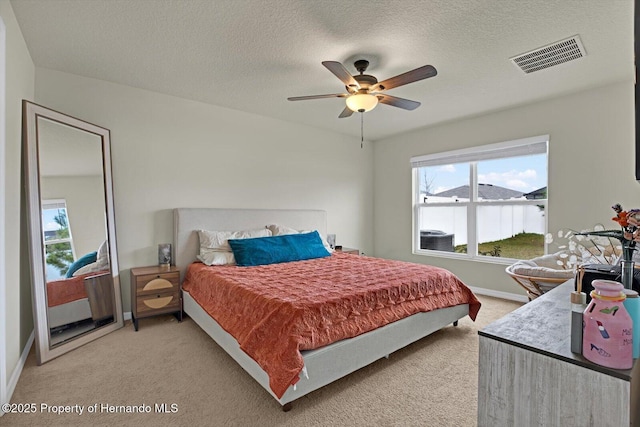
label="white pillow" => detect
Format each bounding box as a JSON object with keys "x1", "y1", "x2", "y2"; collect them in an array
[
  {"x1": 266, "y1": 224, "x2": 299, "y2": 236},
  {"x1": 74, "y1": 240, "x2": 110, "y2": 276},
  {"x1": 72, "y1": 260, "x2": 109, "y2": 276},
  {"x1": 197, "y1": 228, "x2": 272, "y2": 266},
  {"x1": 265, "y1": 224, "x2": 333, "y2": 253},
  {"x1": 509, "y1": 261, "x2": 575, "y2": 279},
  {"x1": 96, "y1": 240, "x2": 109, "y2": 265}
]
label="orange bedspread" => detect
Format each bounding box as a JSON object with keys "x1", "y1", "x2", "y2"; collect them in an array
[
  {"x1": 183, "y1": 252, "x2": 481, "y2": 398},
  {"x1": 46, "y1": 270, "x2": 109, "y2": 307}
]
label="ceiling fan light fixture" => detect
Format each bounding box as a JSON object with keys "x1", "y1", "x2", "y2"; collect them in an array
[{"x1": 346, "y1": 93, "x2": 378, "y2": 113}]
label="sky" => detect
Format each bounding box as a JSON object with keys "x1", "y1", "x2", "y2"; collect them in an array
[
  {"x1": 422, "y1": 153, "x2": 547, "y2": 195},
  {"x1": 42, "y1": 207, "x2": 66, "y2": 232}
]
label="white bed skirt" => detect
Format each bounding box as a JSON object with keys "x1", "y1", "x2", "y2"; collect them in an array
[{"x1": 47, "y1": 298, "x2": 92, "y2": 329}]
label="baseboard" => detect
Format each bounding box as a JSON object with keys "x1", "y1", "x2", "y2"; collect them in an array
[
  {"x1": 124, "y1": 311, "x2": 131, "y2": 321},
  {"x1": 1, "y1": 331, "x2": 35, "y2": 415},
  {"x1": 469, "y1": 286, "x2": 528, "y2": 303}
]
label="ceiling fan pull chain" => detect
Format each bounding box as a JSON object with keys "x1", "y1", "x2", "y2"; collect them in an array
[{"x1": 360, "y1": 112, "x2": 364, "y2": 148}]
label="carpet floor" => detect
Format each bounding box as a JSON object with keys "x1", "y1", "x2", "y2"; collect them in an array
[{"x1": 5, "y1": 295, "x2": 521, "y2": 426}]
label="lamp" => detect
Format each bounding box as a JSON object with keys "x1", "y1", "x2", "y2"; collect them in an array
[{"x1": 346, "y1": 93, "x2": 378, "y2": 112}]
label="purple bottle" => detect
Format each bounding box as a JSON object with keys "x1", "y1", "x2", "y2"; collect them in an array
[{"x1": 582, "y1": 280, "x2": 633, "y2": 369}]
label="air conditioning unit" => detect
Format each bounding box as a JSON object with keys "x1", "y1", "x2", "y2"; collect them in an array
[{"x1": 420, "y1": 230, "x2": 454, "y2": 252}]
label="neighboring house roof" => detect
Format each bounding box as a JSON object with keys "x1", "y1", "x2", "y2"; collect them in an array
[
  {"x1": 523, "y1": 186, "x2": 547, "y2": 199},
  {"x1": 434, "y1": 183, "x2": 524, "y2": 200}
]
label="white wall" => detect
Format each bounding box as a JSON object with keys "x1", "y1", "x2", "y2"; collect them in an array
[
  {"x1": 40, "y1": 175, "x2": 107, "y2": 258},
  {"x1": 373, "y1": 81, "x2": 639, "y2": 296},
  {"x1": 34, "y1": 68, "x2": 374, "y2": 311},
  {"x1": 0, "y1": 0, "x2": 34, "y2": 409}
]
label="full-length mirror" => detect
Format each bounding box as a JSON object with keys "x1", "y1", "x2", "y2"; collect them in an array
[{"x1": 23, "y1": 100, "x2": 123, "y2": 364}]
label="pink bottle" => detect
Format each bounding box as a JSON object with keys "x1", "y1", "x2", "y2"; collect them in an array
[{"x1": 582, "y1": 280, "x2": 633, "y2": 369}]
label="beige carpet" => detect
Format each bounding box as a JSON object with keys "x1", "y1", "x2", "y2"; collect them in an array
[{"x1": 5, "y1": 295, "x2": 521, "y2": 426}]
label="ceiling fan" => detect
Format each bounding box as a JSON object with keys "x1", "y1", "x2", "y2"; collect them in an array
[{"x1": 287, "y1": 59, "x2": 437, "y2": 118}]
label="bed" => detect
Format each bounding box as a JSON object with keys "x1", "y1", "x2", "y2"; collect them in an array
[
  {"x1": 46, "y1": 270, "x2": 113, "y2": 329},
  {"x1": 174, "y1": 208, "x2": 480, "y2": 410},
  {"x1": 47, "y1": 240, "x2": 114, "y2": 329}
]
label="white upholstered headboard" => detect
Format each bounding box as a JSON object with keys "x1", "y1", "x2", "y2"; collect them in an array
[{"x1": 173, "y1": 208, "x2": 327, "y2": 280}]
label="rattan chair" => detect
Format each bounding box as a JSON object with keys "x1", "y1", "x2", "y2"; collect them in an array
[{"x1": 505, "y1": 263, "x2": 572, "y2": 301}]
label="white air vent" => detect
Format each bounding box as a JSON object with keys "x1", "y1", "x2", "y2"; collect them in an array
[{"x1": 510, "y1": 35, "x2": 586, "y2": 74}]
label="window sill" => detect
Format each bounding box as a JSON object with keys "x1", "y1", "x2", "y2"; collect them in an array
[{"x1": 412, "y1": 249, "x2": 519, "y2": 266}]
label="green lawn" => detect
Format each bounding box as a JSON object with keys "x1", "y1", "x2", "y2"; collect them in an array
[{"x1": 455, "y1": 232, "x2": 544, "y2": 259}]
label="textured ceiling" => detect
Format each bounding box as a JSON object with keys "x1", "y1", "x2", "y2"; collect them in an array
[{"x1": 10, "y1": 0, "x2": 634, "y2": 141}]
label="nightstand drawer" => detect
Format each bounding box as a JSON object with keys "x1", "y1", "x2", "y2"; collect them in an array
[
  {"x1": 135, "y1": 271, "x2": 179, "y2": 293},
  {"x1": 136, "y1": 290, "x2": 181, "y2": 315}
]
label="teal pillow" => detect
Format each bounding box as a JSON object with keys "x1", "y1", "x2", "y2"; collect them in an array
[
  {"x1": 228, "y1": 231, "x2": 330, "y2": 267},
  {"x1": 65, "y1": 251, "x2": 97, "y2": 278}
]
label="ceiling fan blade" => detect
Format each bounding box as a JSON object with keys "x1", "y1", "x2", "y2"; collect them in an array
[
  {"x1": 338, "y1": 106, "x2": 354, "y2": 118},
  {"x1": 288, "y1": 93, "x2": 348, "y2": 101},
  {"x1": 322, "y1": 61, "x2": 360, "y2": 90},
  {"x1": 372, "y1": 65, "x2": 437, "y2": 92},
  {"x1": 377, "y1": 94, "x2": 421, "y2": 110}
]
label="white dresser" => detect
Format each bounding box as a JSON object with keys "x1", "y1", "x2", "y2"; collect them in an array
[{"x1": 478, "y1": 281, "x2": 639, "y2": 426}]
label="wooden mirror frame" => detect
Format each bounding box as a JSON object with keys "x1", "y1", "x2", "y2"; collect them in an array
[{"x1": 22, "y1": 100, "x2": 124, "y2": 364}]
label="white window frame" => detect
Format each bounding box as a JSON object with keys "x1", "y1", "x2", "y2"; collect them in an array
[
  {"x1": 41, "y1": 199, "x2": 76, "y2": 261},
  {"x1": 411, "y1": 135, "x2": 549, "y2": 264}
]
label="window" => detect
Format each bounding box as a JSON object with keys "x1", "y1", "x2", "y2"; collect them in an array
[
  {"x1": 411, "y1": 135, "x2": 548, "y2": 261},
  {"x1": 41, "y1": 200, "x2": 75, "y2": 280}
]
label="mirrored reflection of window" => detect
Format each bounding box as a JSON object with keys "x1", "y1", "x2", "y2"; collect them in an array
[
  {"x1": 412, "y1": 136, "x2": 548, "y2": 260},
  {"x1": 42, "y1": 199, "x2": 75, "y2": 280}
]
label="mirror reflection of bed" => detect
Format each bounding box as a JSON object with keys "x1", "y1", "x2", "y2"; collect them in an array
[{"x1": 47, "y1": 271, "x2": 115, "y2": 346}]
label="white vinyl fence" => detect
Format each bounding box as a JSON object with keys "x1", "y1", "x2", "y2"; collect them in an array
[{"x1": 418, "y1": 204, "x2": 545, "y2": 246}]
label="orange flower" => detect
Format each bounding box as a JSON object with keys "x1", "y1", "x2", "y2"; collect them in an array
[{"x1": 612, "y1": 210, "x2": 629, "y2": 227}]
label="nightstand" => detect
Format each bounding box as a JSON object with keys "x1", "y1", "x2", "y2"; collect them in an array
[
  {"x1": 335, "y1": 247, "x2": 359, "y2": 255},
  {"x1": 130, "y1": 265, "x2": 182, "y2": 331},
  {"x1": 84, "y1": 273, "x2": 115, "y2": 324}
]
